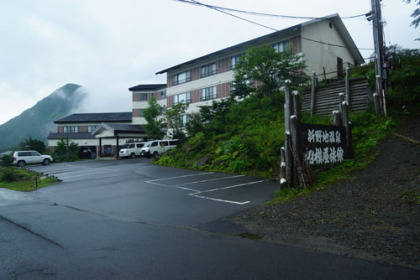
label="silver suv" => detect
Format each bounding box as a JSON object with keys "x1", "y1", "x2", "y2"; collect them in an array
[{"x1": 12, "y1": 151, "x2": 53, "y2": 167}]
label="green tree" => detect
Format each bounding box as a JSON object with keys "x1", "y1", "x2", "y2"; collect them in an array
[
  {"x1": 386, "y1": 45, "x2": 420, "y2": 105},
  {"x1": 166, "y1": 102, "x2": 189, "y2": 141},
  {"x1": 404, "y1": 0, "x2": 420, "y2": 28},
  {"x1": 351, "y1": 45, "x2": 420, "y2": 108},
  {"x1": 54, "y1": 138, "x2": 79, "y2": 162},
  {"x1": 232, "y1": 45, "x2": 309, "y2": 104},
  {"x1": 143, "y1": 96, "x2": 166, "y2": 140},
  {"x1": 19, "y1": 137, "x2": 46, "y2": 153}
]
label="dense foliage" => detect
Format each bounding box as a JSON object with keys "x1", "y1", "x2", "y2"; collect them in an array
[
  {"x1": 143, "y1": 96, "x2": 166, "y2": 140},
  {"x1": 350, "y1": 45, "x2": 420, "y2": 109},
  {"x1": 157, "y1": 92, "x2": 285, "y2": 176},
  {"x1": 53, "y1": 138, "x2": 79, "y2": 162},
  {"x1": 19, "y1": 137, "x2": 46, "y2": 153},
  {"x1": 233, "y1": 45, "x2": 308, "y2": 104}
]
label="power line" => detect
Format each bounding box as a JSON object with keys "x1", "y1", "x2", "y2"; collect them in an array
[
  {"x1": 188, "y1": 0, "x2": 278, "y2": 31},
  {"x1": 171, "y1": 0, "x2": 368, "y2": 20},
  {"x1": 172, "y1": 0, "x2": 374, "y2": 51}
]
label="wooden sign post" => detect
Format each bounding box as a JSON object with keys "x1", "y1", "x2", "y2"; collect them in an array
[{"x1": 280, "y1": 86, "x2": 354, "y2": 188}]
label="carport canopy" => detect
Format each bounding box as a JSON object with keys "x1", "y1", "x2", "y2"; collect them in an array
[{"x1": 92, "y1": 123, "x2": 147, "y2": 156}]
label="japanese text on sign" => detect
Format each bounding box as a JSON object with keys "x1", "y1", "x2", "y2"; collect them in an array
[
  {"x1": 307, "y1": 129, "x2": 341, "y2": 144},
  {"x1": 301, "y1": 123, "x2": 347, "y2": 166}
]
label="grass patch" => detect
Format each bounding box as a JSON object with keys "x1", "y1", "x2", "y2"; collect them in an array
[{"x1": 0, "y1": 167, "x2": 60, "y2": 192}]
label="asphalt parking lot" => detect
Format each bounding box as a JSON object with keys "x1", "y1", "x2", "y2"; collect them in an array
[
  {"x1": 2, "y1": 159, "x2": 418, "y2": 279},
  {"x1": 26, "y1": 158, "x2": 279, "y2": 227}
]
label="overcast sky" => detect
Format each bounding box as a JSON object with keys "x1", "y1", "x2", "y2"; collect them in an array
[{"x1": 0, "y1": 0, "x2": 418, "y2": 125}]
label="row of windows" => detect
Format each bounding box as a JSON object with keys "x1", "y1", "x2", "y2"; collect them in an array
[
  {"x1": 133, "y1": 91, "x2": 167, "y2": 102},
  {"x1": 171, "y1": 39, "x2": 290, "y2": 86},
  {"x1": 62, "y1": 126, "x2": 97, "y2": 133},
  {"x1": 173, "y1": 86, "x2": 218, "y2": 105}
]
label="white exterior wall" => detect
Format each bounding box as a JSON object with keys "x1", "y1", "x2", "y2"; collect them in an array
[
  {"x1": 301, "y1": 20, "x2": 355, "y2": 80},
  {"x1": 168, "y1": 71, "x2": 234, "y2": 115},
  {"x1": 49, "y1": 138, "x2": 132, "y2": 147},
  {"x1": 132, "y1": 98, "x2": 166, "y2": 124},
  {"x1": 48, "y1": 139, "x2": 99, "y2": 147}
]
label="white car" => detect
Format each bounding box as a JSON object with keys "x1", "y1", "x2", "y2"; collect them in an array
[
  {"x1": 119, "y1": 142, "x2": 145, "y2": 158},
  {"x1": 12, "y1": 151, "x2": 53, "y2": 167},
  {"x1": 140, "y1": 140, "x2": 178, "y2": 157}
]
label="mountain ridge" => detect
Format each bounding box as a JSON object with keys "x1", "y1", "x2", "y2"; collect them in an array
[{"x1": 0, "y1": 83, "x2": 86, "y2": 151}]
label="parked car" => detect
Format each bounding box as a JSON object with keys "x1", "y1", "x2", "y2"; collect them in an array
[
  {"x1": 12, "y1": 151, "x2": 53, "y2": 167},
  {"x1": 119, "y1": 142, "x2": 145, "y2": 158},
  {"x1": 140, "y1": 140, "x2": 178, "y2": 157}
]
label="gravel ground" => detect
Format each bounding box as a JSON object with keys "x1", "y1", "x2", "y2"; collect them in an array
[{"x1": 229, "y1": 113, "x2": 420, "y2": 270}]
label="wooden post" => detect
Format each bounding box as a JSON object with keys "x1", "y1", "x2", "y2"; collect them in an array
[
  {"x1": 345, "y1": 67, "x2": 350, "y2": 108},
  {"x1": 373, "y1": 93, "x2": 380, "y2": 115},
  {"x1": 332, "y1": 110, "x2": 342, "y2": 127},
  {"x1": 290, "y1": 115, "x2": 299, "y2": 187},
  {"x1": 338, "y1": 92, "x2": 345, "y2": 113},
  {"x1": 293, "y1": 91, "x2": 301, "y2": 121},
  {"x1": 284, "y1": 132, "x2": 293, "y2": 188},
  {"x1": 290, "y1": 115, "x2": 311, "y2": 188},
  {"x1": 341, "y1": 101, "x2": 354, "y2": 158},
  {"x1": 310, "y1": 71, "x2": 316, "y2": 117},
  {"x1": 376, "y1": 75, "x2": 383, "y2": 115},
  {"x1": 280, "y1": 147, "x2": 286, "y2": 188},
  {"x1": 284, "y1": 80, "x2": 292, "y2": 131}
]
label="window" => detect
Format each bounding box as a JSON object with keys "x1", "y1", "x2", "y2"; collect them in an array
[
  {"x1": 63, "y1": 126, "x2": 78, "y2": 133},
  {"x1": 88, "y1": 126, "x2": 97, "y2": 133},
  {"x1": 173, "y1": 71, "x2": 191, "y2": 85},
  {"x1": 174, "y1": 92, "x2": 191, "y2": 104},
  {"x1": 140, "y1": 93, "x2": 148, "y2": 101},
  {"x1": 273, "y1": 40, "x2": 290, "y2": 52},
  {"x1": 181, "y1": 115, "x2": 190, "y2": 126},
  {"x1": 161, "y1": 90, "x2": 166, "y2": 99},
  {"x1": 201, "y1": 63, "x2": 216, "y2": 78},
  {"x1": 174, "y1": 115, "x2": 190, "y2": 127},
  {"x1": 201, "y1": 86, "x2": 217, "y2": 101},
  {"x1": 231, "y1": 54, "x2": 243, "y2": 69}
]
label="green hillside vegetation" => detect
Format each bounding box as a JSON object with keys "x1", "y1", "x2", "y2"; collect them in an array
[
  {"x1": 0, "y1": 83, "x2": 85, "y2": 151},
  {"x1": 156, "y1": 45, "x2": 419, "y2": 188}
]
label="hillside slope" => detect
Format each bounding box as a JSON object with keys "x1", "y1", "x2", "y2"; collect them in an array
[
  {"x1": 0, "y1": 83, "x2": 85, "y2": 151},
  {"x1": 229, "y1": 111, "x2": 420, "y2": 269}
]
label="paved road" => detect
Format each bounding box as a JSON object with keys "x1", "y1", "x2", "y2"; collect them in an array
[{"x1": 0, "y1": 159, "x2": 418, "y2": 279}]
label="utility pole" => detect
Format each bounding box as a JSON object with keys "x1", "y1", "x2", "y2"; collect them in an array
[{"x1": 368, "y1": 0, "x2": 387, "y2": 115}]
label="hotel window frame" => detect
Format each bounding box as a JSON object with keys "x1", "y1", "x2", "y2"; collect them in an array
[
  {"x1": 174, "y1": 92, "x2": 191, "y2": 105},
  {"x1": 273, "y1": 40, "x2": 290, "y2": 52},
  {"x1": 172, "y1": 71, "x2": 191, "y2": 85},
  {"x1": 231, "y1": 54, "x2": 244, "y2": 69},
  {"x1": 201, "y1": 86, "x2": 217, "y2": 101},
  {"x1": 201, "y1": 63, "x2": 217, "y2": 78}
]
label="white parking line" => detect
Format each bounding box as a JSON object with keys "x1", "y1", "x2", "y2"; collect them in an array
[
  {"x1": 178, "y1": 175, "x2": 245, "y2": 186},
  {"x1": 146, "y1": 173, "x2": 266, "y2": 205}
]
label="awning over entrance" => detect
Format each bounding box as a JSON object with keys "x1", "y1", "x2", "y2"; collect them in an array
[{"x1": 92, "y1": 123, "x2": 147, "y2": 157}]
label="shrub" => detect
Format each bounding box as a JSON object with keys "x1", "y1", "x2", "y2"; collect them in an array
[
  {"x1": 0, "y1": 154, "x2": 12, "y2": 167},
  {"x1": 0, "y1": 168, "x2": 18, "y2": 182}
]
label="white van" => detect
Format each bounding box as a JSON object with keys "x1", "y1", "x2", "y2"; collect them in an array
[
  {"x1": 119, "y1": 142, "x2": 145, "y2": 158},
  {"x1": 140, "y1": 140, "x2": 178, "y2": 157}
]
